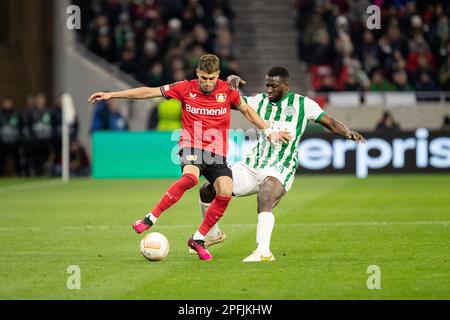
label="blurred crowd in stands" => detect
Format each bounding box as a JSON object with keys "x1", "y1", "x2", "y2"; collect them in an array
[
  {"x1": 295, "y1": 0, "x2": 450, "y2": 93},
  {"x1": 0, "y1": 95, "x2": 90, "y2": 177},
  {"x1": 91, "y1": 100, "x2": 129, "y2": 131},
  {"x1": 74, "y1": 0, "x2": 241, "y2": 86}
]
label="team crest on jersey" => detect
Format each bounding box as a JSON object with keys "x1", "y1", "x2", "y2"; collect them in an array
[
  {"x1": 285, "y1": 106, "x2": 296, "y2": 117},
  {"x1": 186, "y1": 155, "x2": 198, "y2": 161},
  {"x1": 216, "y1": 93, "x2": 227, "y2": 103}
]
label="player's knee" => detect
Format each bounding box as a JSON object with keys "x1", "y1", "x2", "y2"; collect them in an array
[
  {"x1": 214, "y1": 177, "x2": 233, "y2": 198},
  {"x1": 217, "y1": 190, "x2": 233, "y2": 198},
  {"x1": 258, "y1": 191, "x2": 271, "y2": 204},
  {"x1": 258, "y1": 192, "x2": 275, "y2": 212},
  {"x1": 199, "y1": 183, "x2": 215, "y2": 203}
]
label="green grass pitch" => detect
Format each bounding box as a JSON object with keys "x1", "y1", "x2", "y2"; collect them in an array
[{"x1": 0, "y1": 175, "x2": 449, "y2": 300}]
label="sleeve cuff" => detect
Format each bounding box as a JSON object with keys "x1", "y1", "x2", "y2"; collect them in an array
[
  {"x1": 315, "y1": 111, "x2": 326, "y2": 123},
  {"x1": 232, "y1": 101, "x2": 242, "y2": 110},
  {"x1": 160, "y1": 87, "x2": 168, "y2": 99}
]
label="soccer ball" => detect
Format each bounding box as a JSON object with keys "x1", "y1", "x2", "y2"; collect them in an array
[{"x1": 140, "y1": 232, "x2": 170, "y2": 261}]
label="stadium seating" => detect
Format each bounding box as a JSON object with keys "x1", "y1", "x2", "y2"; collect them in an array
[
  {"x1": 73, "y1": 0, "x2": 239, "y2": 85},
  {"x1": 295, "y1": 0, "x2": 450, "y2": 97}
]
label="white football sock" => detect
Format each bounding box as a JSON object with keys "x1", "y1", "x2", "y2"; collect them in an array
[
  {"x1": 193, "y1": 231, "x2": 206, "y2": 241},
  {"x1": 200, "y1": 200, "x2": 220, "y2": 238},
  {"x1": 256, "y1": 212, "x2": 275, "y2": 256},
  {"x1": 145, "y1": 213, "x2": 158, "y2": 225}
]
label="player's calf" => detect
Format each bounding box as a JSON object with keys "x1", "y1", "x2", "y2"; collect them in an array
[
  {"x1": 133, "y1": 174, "x2": 198, "y2": 234},
  {"x1": 199, "y1": 182, "x2": 216, "y2": 203},
  {"x1": 199, "y1": 195, "x2": 231, "y2": 236}
]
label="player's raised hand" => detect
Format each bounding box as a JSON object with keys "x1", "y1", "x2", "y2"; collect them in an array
[
  {"x1": 88, "y1": 92, "x2": 113, "y2": 104},
  {"x1": 268, "y1": 130, "x2": 292, "y2": 144},
  {"x1": 227, "y1": 75, "x2": 247, "y2": 89},
  {"x1": 347, "y1": 130, "x2": 366, "y2": 144}
]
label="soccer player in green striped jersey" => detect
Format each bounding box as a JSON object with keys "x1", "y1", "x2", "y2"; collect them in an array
[{"x1": 196, "y1": 67, "x2": 365, "y2": 262}]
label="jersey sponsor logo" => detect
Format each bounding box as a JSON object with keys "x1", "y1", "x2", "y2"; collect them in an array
[
  {"x1": 163, "y1": 85, "x2": 170, "y2": 92},
  {"x1": 186, "y1": 104, "x2": 228, "y2": 116},
  {"x1": 285, "y1": 105, "x2": 296, "y2": 117},
  {"x1": 216, "y1": 93, "x2": 227, "y2": 103}
]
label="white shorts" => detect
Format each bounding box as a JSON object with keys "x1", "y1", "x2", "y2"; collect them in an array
[{"x1": 231, "y1": 162, "x2": 295, "y2": 197}]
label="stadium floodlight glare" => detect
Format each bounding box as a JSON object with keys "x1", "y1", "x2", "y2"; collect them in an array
[{"x1": 62, "y1": 94, "x2": 76, "y2": 183}]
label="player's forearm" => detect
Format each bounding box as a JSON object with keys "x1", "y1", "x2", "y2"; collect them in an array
[
  {"x1": 326, "y1": 118, "x2": 353, "y2": 138},
  {"x1": 110, "y1": 87, "x2": 160, "y2": 100},
  {"x1": 244, "y1": 107, "x2": 268, "y2": 130}
]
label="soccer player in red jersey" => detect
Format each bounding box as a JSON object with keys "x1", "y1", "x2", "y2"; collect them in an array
[{"x1": 89, "y1": 54, "x2": 291, "y2": 260}]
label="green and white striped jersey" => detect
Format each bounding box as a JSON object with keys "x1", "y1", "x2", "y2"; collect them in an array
[{"x1": 242, "y1": 91, "x2": 326, "y2": 174}]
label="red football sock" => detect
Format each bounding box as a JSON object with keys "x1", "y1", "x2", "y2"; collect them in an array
[
  {"x1": 151, "y1": 174, "x2": 198, "y2": 218},
  {"x1": 199, "y1": 195, "x2": 232, "y2": 236}
]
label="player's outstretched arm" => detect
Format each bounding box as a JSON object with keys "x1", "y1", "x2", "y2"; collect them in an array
[
  {"x1": 319, "y1": 114, "x2": 365, "y2": 143},
  {"x1": 236, "y1": 99, "x2": 291, "y2": 144},
  {"x1": 88, "y1": 87, "x2": 162, "y2": 104}
]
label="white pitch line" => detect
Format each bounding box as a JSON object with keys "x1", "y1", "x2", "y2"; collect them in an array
[
  {"x1": 0, "y1": 220, "x2": 448, "y2": 232},
  {"x1": 0, "y1": 180, "x2": 65, "y2": 195}
]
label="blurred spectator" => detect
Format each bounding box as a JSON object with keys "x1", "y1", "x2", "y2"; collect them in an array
[
  {"x1": 91, "y1": 100, "x2": 128, "y2": 132},
  {"x1": 91, "y1": 100, "x2": 109, "y2": 132},
  {"x1": 415, "y1": 72, "x2": 438, "y2": 92},
  {"x1": 433, "y1": 15, "x2": 450, "y2": 67},
  {"x1": 442, "y1": 115, "x2": 450, "y2": 131},
  {"x1": 148, "y1": 99, "x2": 182, "y2": 131},
  {"x1": 107, "y1": 101, "x2": 128, "y2": 131},
  {"x1": 317, "y1": 74, "x2": 338, "y2": 92},
  {"x1": 438, "y1": 55, "x2": 450, "y2": 90},
  {"x1": 221, "y1": 57, "x2": 243, "y2": 84},
  {"x1": 0, "y1": 98, "x2": 22, "y2": 176},
  {"x1": 334, "y1": 33, "x2": 370, "y2": 91},
  {"x1": 406, "y1": 42, "x2": 436, "y2": 75},
  {"x1": 357, "y1": 30, "x2": 379, "y2": 75},
  {"x1": 144, "y1": 62, "x2": 167, "y2": 87},
  {"x1": 376, "y1": 111, "x2": 400, "y2": 132},
  {"x1": 139, "y1": 39, "x2": 160, "y2": 75},
  {"x1": 69, "y1": 140, "x2": 90, "y2": 177},
  {"x1": 25, "y1": 93, "x2": 54, "y2": 176},
  {"x1": 370, "y1": 69, "x2": 395, "y2": 91},
  {"x1": 392, "y1": 70, "x2": 413, "y2": 91},
  {"x1": 20, "y1": 95, "x2": 36, "y2": 176},
  {"x1": 91, "y1": 27, "x2": 116, "y2": 63},
  {"x1": 118, "y1": 48, "x2": 139, "y2": 78},
  {"x1": 50, "y1": 139, "x2": 90, "y2": 177},
  {"x1": 310, "y1": 29, "x2": 335, "y2": 65}
]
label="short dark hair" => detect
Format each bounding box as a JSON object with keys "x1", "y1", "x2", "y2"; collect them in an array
[
  {"x1": 267, "y1": 67, "x2": 290, "y2": 79},
  {"x1": 198, "y1": 54, "x2": 220, "y2": 73}
]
